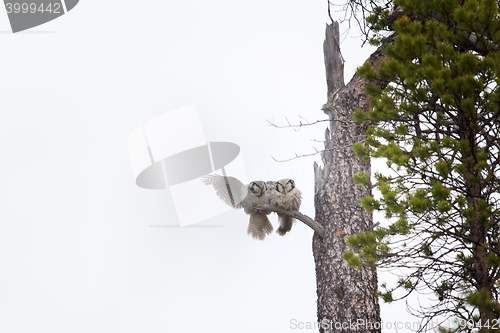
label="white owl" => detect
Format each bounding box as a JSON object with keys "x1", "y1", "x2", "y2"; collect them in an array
[
  {"x1": 271, "y1": 179, "x2": 302, "y2": 236},
  {"x1": 202, "y1": 175, "x2": 273, "y2": 240}
]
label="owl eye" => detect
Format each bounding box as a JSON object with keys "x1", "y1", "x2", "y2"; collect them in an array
[
  {"x1": 249, "y1": 182, "x2": 265, "y2": 195},
  {"x1": 287, "y1": 179, "x2": 295, "y2": 189}
]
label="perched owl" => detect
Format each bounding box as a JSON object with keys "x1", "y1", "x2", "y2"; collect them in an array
[
  {"x1": 202, "y1": 175, "x2": 273, "y2": 240},
  {"x1": 271, "y1": 179, "x2": 302, "y2": 236},
  {"x1": 265, "y1": 180, "x2": 276, "y2": 204}
]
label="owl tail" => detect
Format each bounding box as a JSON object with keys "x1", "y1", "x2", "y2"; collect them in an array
[
  {"x1": 247, "y1": 213, "x2": 274, "y2": 240},
  {"x1": 277, "y1": 215, "x2": 294, "y2": 236}
]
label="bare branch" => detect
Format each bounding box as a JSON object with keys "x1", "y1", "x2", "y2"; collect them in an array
[
  {"x1": 271, "y1": 139, "x2": 365, "y2": 162},
  {"x1": 271, "y1": 149, "x2": 320, "y2": 163},
  {"x1": 327, "y1": 0, "x2": 334, "y2": 24},
  {"x1": 266, "y1": 116, "x2": 358, "y2": 130},
  {"x1": 257, "y1": 204, "x2": 325, "y2": 238}
]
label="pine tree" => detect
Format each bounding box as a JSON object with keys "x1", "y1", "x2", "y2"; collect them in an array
[{"x1": 345, "y1": 0, "x2": 500, "y2": 331}]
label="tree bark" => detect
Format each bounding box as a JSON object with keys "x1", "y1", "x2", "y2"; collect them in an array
[{"x1": 312, "y1": 22, "x2": 383, "y2": 333}]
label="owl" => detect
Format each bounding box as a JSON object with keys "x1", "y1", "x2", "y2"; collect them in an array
[
  {"x1": 202, "y1": 175, "x2": 273, "y2": 240},
  {"x1": 271, "y1": 179, "x2": 302, "y2": 236},
  {"x1": 265, "y1": 180, "x2": 276, "y2": 204}
]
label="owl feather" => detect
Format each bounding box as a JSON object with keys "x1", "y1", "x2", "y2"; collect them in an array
[{"x1": 247, "y1": 213, "x2": 274, "y2": 240}]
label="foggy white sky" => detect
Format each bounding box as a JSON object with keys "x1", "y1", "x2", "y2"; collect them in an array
[{"x1": 0, "y1": 1, "x2": 426, "y2": 332}]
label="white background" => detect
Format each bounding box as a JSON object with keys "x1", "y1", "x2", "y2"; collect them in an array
[{"x1": 0, "y1": 1, "x2": 423, "y2": 332}]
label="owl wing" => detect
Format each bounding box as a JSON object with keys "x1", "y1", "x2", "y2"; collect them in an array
[
  {"x1": 202, "y1": 174, "x2": 245, "y2": 209},
  {"x1": 281, "y1": 188, "x2": 302, "y2": 210},
  {"x1": 290, "y1": 188, "x2": 302, "y2": 210}
]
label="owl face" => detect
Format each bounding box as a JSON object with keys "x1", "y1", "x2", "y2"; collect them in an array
[
  {"x1": 249, "y1": 181, "x2": 267, "y2": 196},
  {"x1": 276, "y1": 179, "x2": 295, "y2": 194}
]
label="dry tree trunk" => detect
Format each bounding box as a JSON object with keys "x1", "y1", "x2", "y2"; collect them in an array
[{"x1": 312, "y1": 22, "x2": 385, "y2": 333}]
